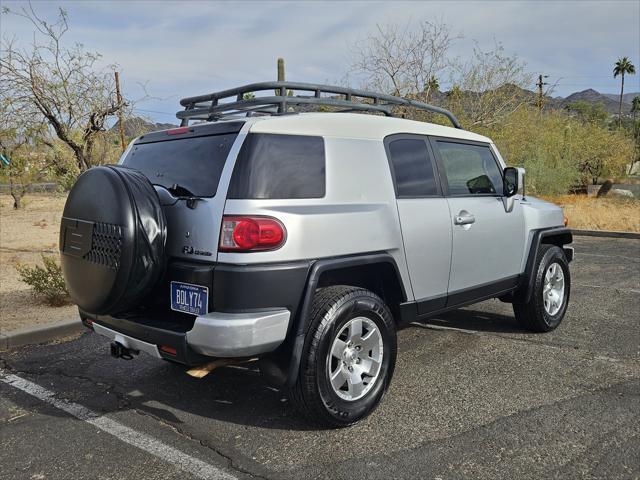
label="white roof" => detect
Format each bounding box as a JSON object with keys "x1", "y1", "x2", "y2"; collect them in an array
[{"x1": 245, "y1": 112, "x2": 492, "y2": 143}]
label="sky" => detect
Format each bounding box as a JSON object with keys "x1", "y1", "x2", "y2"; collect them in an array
[{"x1": 1, "y1": 0, "x2": 639, "y2": 124}]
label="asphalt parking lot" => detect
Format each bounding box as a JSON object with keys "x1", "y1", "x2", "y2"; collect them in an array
[{"x1": 1, "y1": 235, "x2": 639, "y2": 480}]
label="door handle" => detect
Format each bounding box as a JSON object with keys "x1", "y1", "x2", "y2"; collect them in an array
[{"x1": 454, "y1": 211, "x2": 475, "y2": 225}]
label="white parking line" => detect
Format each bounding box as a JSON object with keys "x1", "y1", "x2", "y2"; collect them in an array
[{"x1": 0, "y1": 371, "x2": 236, "y2": 480}]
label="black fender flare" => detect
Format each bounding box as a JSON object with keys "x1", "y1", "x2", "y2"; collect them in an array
[
  {"x1": 517, "y1": 227, "x2": 573, "y2": 303},
  {"x1": 269, "y1": 253, "x2": 407, "y2": 387}
]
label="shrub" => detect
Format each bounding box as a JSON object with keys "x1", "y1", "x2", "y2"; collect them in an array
[{"x1": 16, "y1": 255, "x2": 70, "y2": 306}]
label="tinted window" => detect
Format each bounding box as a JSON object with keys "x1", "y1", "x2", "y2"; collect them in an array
[
  {"x1": 435, "y1": 141, "x2": 503, "y2": 195},
  {"x1": 123, "y1": 133, "x2": 237, "y2": 197},
  {"x1": 387, "y1": 138, "x2": 438, "y2": 197},
  {"x1": 228, "y1": 133, "x2": 325, "y2": 199}
]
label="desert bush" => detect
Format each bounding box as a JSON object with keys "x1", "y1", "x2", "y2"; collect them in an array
[
  {"x1": 476, "y1": 106, "x2": 635, "y2": 195},
  {"x1": 16, "y1": 255, "x2": 70, "y2": 306}
]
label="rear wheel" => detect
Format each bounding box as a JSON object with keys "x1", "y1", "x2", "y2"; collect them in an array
[
  {"x1": 513, "y1": 245, "x2": 570, "y2": 332},
  {"x1": 290, "y1": 286, "x2": 396, "y2": 428}
]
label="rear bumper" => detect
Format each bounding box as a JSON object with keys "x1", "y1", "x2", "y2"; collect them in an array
[
  {"x1": 186, "y1": 309, "x2": 290, "y2": 357},
  {"x1": 83, "y1": 307, "x2": 290, "y2": 364}
]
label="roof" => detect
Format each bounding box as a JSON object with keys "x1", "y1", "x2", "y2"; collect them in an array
[{"x1": 245, "y1": 112, "x2": 492, "y2": 143}]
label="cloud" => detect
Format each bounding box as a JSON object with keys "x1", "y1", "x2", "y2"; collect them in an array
[{"x1": 2, "y1": 0, "x2": 638, "y2": 123}]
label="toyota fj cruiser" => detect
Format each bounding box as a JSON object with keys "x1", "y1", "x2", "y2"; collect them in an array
[{"x1": 60, "y1": 82, "x2": 573, "y2": 427}]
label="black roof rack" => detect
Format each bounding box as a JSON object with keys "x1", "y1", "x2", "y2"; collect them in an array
[{"x1": 177, "y1": 81, "x2": 462, "y2": 129}]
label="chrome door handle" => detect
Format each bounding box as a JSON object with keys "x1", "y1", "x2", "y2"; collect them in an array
[{"x1": 454, "y1": 211, "x2": 475, "y2": 225}]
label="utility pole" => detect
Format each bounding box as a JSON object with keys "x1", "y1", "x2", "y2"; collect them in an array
[
  {"x1": 536, "y1": 74, "x2": 549, "y2": 112},
  {"x1": 114, "y1": 71, "x2": 126, "y2": 152}
]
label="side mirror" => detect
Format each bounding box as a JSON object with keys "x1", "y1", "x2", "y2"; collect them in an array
[{"x1": 503, "y1": 167, "x2": 519, "y2": 197}]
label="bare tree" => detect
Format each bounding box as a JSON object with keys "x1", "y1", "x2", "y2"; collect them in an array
[
  {"x1": 351, "y1": 20, "x2": 458, "y2": 99},
  {"x1": 447, "y1": 42, "x2": 533, "y2": 127},
  {"x1": 0, "y1": 4, "x2": 126, "y2": 172}
]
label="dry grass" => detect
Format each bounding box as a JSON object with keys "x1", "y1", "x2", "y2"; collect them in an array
[
  {"x1": 0, "y1": 193, "x2": 77, "y2": 333},
  {"x1": 543, "y1": 195, "x2": 640, "y2": 232}
]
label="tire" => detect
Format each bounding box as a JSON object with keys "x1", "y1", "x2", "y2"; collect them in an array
[
  {"x1": 290, "y1": 286, "x2": 397, "y2": 428},
  {"x1": 60, "y1": 166, "x2": 166, "y2": 315},
  {"x1": 513, "y1": 245, "x2": 571, "y2": 332}
]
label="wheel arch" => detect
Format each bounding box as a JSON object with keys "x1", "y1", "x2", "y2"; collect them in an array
[
  {"x1": 259, "y1": 253, "x2": 407, "y2": 387},
  {"x1": 517, "y1": 227, "x2": 573, "y2": 303}
]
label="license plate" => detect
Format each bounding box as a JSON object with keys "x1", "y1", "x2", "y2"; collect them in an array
[{"x1": 170, "y1": 282, "x2": 209, "y2": 316}]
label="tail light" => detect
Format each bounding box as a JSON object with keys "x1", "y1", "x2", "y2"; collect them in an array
[
  {"x1": 166, "y1": 127, "x2": 192, "y2": 135},
  {"x1": 219, "y1": 216, "x2": 286, "y2": 252}
]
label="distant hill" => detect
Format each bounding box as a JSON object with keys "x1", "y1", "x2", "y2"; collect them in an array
[
  {"x1": 602, "y1": 92, "x2": 640, "y2": 104},
  {"x1": 560, "y1": 89, "x2": 631, "y2": 114},
  {"x1": 110, "y1": 117, "x2": 177, "y2": 137}
]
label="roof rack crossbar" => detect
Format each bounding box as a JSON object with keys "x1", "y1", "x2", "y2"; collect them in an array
[{"x1": 177, "y1": 81, "x2": 462, "y2": 129}]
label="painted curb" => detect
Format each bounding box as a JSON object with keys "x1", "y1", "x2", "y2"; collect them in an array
[
  {"x1": 0, "y1": 318, "x2": 83, "y2": 351},
  {"x1": 572, "y1": 229, "x2": 640, "y2": 239}
]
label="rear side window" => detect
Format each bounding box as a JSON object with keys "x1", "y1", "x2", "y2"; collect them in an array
[
  {"x1": 228, "y1": 133, "x2": 325, "y2": 199},
  {"x1": 435, "y1": 141, "x2": 503, "y2": 196},
  {"x1": 123, "y1": 133, "x2": 237, "y2": 197},
  {"x1": 386, "y1": 137, "x2": 439, "y2": 197}
]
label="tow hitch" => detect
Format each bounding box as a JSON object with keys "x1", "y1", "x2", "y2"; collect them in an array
[{"x1": 110, "y1": 341, "x2": 137, "y2": 360}]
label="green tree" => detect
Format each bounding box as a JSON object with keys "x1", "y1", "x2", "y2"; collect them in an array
[
  {"x1": 613, "y1": 57, "x2": 636, "y2": 126},
  {"x1": 564, "y1": 101, "x2": 608, "y2": 125},
  {"x1": 632, "y1": 96, "x2": 640, "y2": 119}
]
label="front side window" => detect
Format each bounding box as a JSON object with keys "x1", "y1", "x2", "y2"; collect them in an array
[
  {"x1": 228, "y1": 133, "x2": 325, "y2": 199},
  {"x1": 386, "y1": 137, "x2": 438, "y2": 197},
  {"x1": 435, "y1": 141, "x2": 503, "y2": 196}
]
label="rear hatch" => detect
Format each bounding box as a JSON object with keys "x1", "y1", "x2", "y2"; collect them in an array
[
  {"x1": 122, "y1": 121, "x2": 244, "y2": 262},
  {"x1": 119, "y1": 121, "x2": 245, "y2": 323}
]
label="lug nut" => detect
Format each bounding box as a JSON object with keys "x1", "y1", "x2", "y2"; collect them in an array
[{"x1": 348, "y1": 366, "x2": 353, "y2": 372}]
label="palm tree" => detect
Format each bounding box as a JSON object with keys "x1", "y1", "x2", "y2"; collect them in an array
[{"x1": 613, "y1": 57, "x2": 636, "y2": 125}]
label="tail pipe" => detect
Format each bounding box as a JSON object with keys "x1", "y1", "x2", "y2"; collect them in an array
[{"x1": 110, "y1": 341, "x2": 137, "y2": 360}]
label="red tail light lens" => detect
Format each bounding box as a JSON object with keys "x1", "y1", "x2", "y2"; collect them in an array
[
  {"x1": 166, "y1": 127, "x2": 191, "y2": 135},
  {"x1": 219, "y1": 216, "x2": 286, "y2": 252}
]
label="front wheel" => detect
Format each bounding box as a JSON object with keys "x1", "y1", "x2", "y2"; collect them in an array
[
  {"x1": 290, "y1": 286, "x2": 397, "y2": 428},
  {"x1": 513, "y1": 245, "x2": 571, "y2": 332}
]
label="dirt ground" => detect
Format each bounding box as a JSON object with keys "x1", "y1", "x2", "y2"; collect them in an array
[{"x1": 0, "y1": 194, "x2": 77, "y2": 333}]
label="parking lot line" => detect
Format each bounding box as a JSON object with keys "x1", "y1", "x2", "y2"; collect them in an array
[{"x1": 0, "y1": 370, "x2": 237, "y2": 480}]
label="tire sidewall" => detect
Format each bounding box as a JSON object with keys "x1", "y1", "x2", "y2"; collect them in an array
[
  {"x1": 312, "y1": 292, "x2": 396, "y2": 424},
  {"x1": 535, "y1": 246, "x2": 571, "y2": 329}
]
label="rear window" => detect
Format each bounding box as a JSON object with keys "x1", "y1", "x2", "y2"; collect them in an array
[
  {"x1": 228, "y1": 133, "x2": 325, "y2": 199},
  {"x1": 123, "y1": 133, "x2": 237, "y2": 197}
]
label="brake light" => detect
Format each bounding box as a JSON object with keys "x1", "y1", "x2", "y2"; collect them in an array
[
  {"x1": 219, "y1": 216, "x2": 286, "y2": 252},
  {"x1": 166, "y1": 127, "x2": 191, "y2": 136}
]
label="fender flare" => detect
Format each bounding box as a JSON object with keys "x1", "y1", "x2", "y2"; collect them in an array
[
  {"x1": 517, "y1": 227, "x2": 573, "y2": 303},
  {"x1": 279, "y1": 253, "x2": 406, "y2": 387}
]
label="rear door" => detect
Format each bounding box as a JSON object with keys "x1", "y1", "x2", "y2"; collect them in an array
[
  {"x1": 385, "y1": 134, "x2": 452, "y2": 313},
  {"x1": 121, "y1": 122, "x2": 245, "y2": 262},
  {"x1": 430, "y1": 138, "x2": 524, "y2": 300}
]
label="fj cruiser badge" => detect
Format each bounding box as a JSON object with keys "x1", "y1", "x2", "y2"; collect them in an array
[{"x1": 182, "y1": 245, "x2": 212, "y2": 256}]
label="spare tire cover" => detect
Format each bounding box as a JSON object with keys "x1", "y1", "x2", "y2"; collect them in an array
[{"x1": 59, "y1": 165, "x2": 166, "y2": 315}]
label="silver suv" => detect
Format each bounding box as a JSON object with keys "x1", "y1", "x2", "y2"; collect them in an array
[{"x1": 60, "y1": 82, "x2": 573, "y2": 427}]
